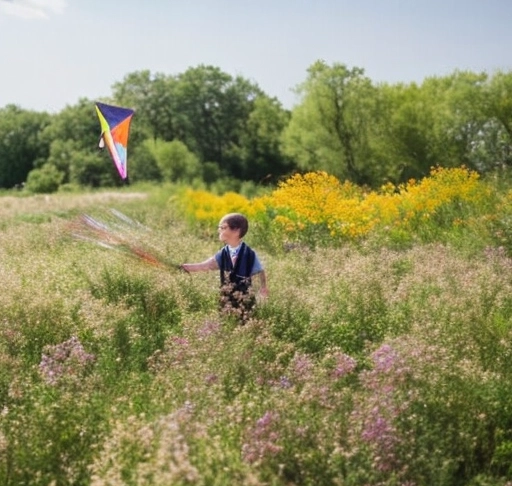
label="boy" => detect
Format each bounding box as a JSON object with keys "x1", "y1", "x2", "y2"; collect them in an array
[{"x1": 181, "y1": 213, "x2": 268, "y2": 322}]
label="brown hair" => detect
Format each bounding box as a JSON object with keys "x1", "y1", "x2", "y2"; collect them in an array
[{"x1": 221, "y1": 213, "x2": 249, "y2": 238}]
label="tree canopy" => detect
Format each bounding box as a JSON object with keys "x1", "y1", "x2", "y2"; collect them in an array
[{"x1": 1, "y1": 62, "x2": 511, "y2": 192}]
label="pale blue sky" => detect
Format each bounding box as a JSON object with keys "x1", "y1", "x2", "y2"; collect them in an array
[{"x1": 1, "y1": 0, "x2": 511, "y2": 113}]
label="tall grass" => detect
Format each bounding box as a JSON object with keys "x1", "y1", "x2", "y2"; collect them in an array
[{"x1": 1, "y1": 171, "x2": 512, "y2": 485}]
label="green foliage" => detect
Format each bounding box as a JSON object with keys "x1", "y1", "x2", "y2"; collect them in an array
[
  {"x1": 70, "y1": 150, "x2": 120, "y2": 187},
  {"x1": 149, "y1": 138, "x2": 201, "y2": 183},
  {"x1": 39, "y1": 98, "x2": 100, "y2": 151},
  {"x1": 258, "y1": 297, "x2": 312, "y2": 345},
  {"x1": 128, "y1": 140, "x2": 162, "y2": 182},
  {"x1": 238, "y1": 95, "x2": 293, "y2": 181},
  {"x1": 281, "y1": 62, "x2": 512, "y2": 187},
  {"x1": 282, "y1": 60, "x2": 396, "y2": 186},
  {"x1": 113, "y1": 70, "x2": 180, "y2": 142},
  {"x1": 25, "y1": 163, "x2": 64, "y2": 193},
  {"x1": 201, "y1": 160, "x2": 223, "y2": 184},
  {"x1": 44, "y1": 139, "x2": 79, "y2": 183},
  {"x1": 0, "y1": 383, "x2": 105, "y2": 486},
  {"x1": 88, "y1": 268, "x2": 182, "y2": 372},
  {"x1": 4, "y1": 64, "x2": 512, "y2": 192},
  {"x1": 479, "y1": 71, "x2": 512, "y2": 170},
  {"x1": 0, "y1": 105, "x2": 51, "y2": 188},
  {"x1": 3, "y1": 177, "x2": 512, "y2": 485},
  {"x1": 486, "y1": 190, "x2": 512, "y2": 257},
  {"x1": 113, "y1": 65, "x2": 289, "y2": 183},
  {"x1": 3, "y1": 298, "x2": 77, "y2": 367},
  {"x1": 41, "y1": 119, "x2": 123, "y2": 188}
]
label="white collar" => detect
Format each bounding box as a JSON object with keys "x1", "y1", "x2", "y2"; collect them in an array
[{"x1": 228, "y1": 243, "x2": 241, "y2": 256}]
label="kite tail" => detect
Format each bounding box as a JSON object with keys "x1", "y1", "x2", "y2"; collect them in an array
[
  {"x1": 69, "y1": 210, "x2": 180, "y2": 271},
  {"x1": 130, "y1": 246, "x2": 165, "y2": 267}
]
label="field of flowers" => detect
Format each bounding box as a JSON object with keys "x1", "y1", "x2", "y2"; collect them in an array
[
  {"x1": 177, "y1": 166, "x2": 495, "y2": 249},
  {"x1": 1, "y1": 167, "x2": 512, "y2": 485}
]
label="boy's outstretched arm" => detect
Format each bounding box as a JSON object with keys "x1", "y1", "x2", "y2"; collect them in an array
[
  {"x1": 257, "y1": 270, "x2": 268, "y2": 298},
  {"x1": 181, "y1": 257, "x2": 218, "y2": 273}
]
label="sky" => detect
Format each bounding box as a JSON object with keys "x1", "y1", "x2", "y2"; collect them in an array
[{"x1": 1, "y1": 0, "x2": 511, "y2": 113}]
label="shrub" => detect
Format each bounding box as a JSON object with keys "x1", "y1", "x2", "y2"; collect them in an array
[{"x1": 25, "y1": 164, "x2": 64, "y2": 193}]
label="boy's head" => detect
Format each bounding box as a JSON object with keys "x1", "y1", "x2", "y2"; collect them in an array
[{"x1": 220, "y1": 213, "x2": 249, "y2": 238}]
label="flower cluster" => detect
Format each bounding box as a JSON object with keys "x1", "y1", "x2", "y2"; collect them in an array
[
  {"x1": 178, "y1": 166, "x2": 490, "y2": 244},
  {"x1": 347, "y1": 343, "x2": 413, "y2": 475},
  {"x1": 241, "y1": 411, "x2": 283, "y2": 464},
  {"x1": 178, "y1": 188, "x2": 264, "y2": 231},
  {"x1": 39, "y1": 336, "x2": 95, "y2": 385},
  {"x1": 394, "y1": 165, "x2": 486, "y2": 229}
]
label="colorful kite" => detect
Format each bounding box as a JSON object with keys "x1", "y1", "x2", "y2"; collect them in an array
[{"x1": 95, "y1": 101, "x2": 134, "y2": 181}]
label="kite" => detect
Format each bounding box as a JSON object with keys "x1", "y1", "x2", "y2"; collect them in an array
[{"x1": 95, "y1": 101, "x2": 134, "y2": 181}]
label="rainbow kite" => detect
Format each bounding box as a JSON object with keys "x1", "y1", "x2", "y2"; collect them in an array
[{"x1": 95, "y1": 101, "x2": 134, "y2": 181}]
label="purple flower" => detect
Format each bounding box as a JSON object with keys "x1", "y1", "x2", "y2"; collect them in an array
[
  {"x1": 39, "y1": 336, "x2": 95, "y2": 385},
  {"x1": 332, "y1": 352, "x2": 357, "y2": 378},
  {"x1": 242, "y1": 411, "x2": 283, "y2": 464},
  {"x1": 371, "y1": 344, "x2": 398, "y2": 373}
]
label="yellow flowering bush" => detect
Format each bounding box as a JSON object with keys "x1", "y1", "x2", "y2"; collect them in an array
[
  {"x1": 176, "y1": 167, "x2": 492, "y2": 246},
  {"x1": 177, "y1": 188, "x2": 266, "y2": 234},
  {"x1": 256, "y1": 172, "x2": 365, "y2": 241},
  {"x1": 394, "y1": 166, "x2": 488, "y2": 230}
]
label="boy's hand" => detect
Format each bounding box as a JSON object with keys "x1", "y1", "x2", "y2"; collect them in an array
[{"x1": 259, "y1": 286, "x2": 269, "y2": 300}]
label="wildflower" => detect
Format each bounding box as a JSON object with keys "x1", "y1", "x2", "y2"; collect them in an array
[
  {"x1": 39, "y1": 336, "x2": 95, "y2": 385},
  {"x1": 332, "y1": 351, "x2": 357, "y2": 378},
  {"x1": 241, "y1": 411, "x2": 283, "y2": 464}
]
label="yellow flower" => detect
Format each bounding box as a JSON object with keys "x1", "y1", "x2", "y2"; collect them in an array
[{"x1": 176, "y1": 166, "x2": 491, "y2": 244}]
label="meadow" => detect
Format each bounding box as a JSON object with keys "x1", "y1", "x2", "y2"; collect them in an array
[{"x1": 1, "y1": 167, "x2": 512, "y2": 485}]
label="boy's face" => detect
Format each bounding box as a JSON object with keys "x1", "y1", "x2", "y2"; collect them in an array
[{"x1": 218, "y1": 220, "x2": 240, "y2": 244}]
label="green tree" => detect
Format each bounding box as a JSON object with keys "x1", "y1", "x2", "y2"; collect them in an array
[
  {"x1": 39, "y1": 99, "x2": 106, "y2": 186},
  {"x1": 128, "y1": 141, "x2": 162, "y2": 183},
  {"x1": 39, "y1": 99, "x2": 99, "y2": 154},
  {"x1": 421, "y1": 72, "x2": 488, "y2": 169},
  {"x1": 174, "y1": 65, "x2": 263, "y2": 176},
  {"x1": 40, "y1": 98, "x2": 145, "y2": 187},
  {"x1": 112, "y1": 65, "x2": 290, "y2": 184},
  {"x1": 45, "y1": 139, "x2": 81, "y2": 183},
  {"x1": 378, "y1": 82, "x2": 437, "y2": 181},
  {"x1": 25, "y1": 164, "x2": 64, "y2": 193},
  {"x1": 477, "y1": 71, "x2": 512, "y2": 171},
  {"x1": 150, "y1": 139, "x2": 201, "y2": 183},
  {"x1": 112, "y1": 70, "x2": 183, "y2": 142},
  {"x1": 281, "y1": 61, "x2": 379, "y2": 185},
  {"x1": 69, "y1": 150, "x2": 118, "y2": 187},
  {"x1": 238, "y1": 95, "x2": 293, "y2": 182},
  {"x1": 381, "y1": 72, "x2": 489, "y2": 181},
  {"x1": 0, "y1": 105, "x2": 51, "y2": 188}
]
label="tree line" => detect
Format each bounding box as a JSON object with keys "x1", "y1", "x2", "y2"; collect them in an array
[{"x1": 0, "y1": 61, "x2": 511, "y2": 193}]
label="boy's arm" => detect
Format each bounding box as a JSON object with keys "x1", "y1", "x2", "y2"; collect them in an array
[
  {"x1": 256, "y1": 270, "x2": 268, "y2": 298},
  {"x1": 181, "y1": 257, "x2": 218, "y2": 273}
]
